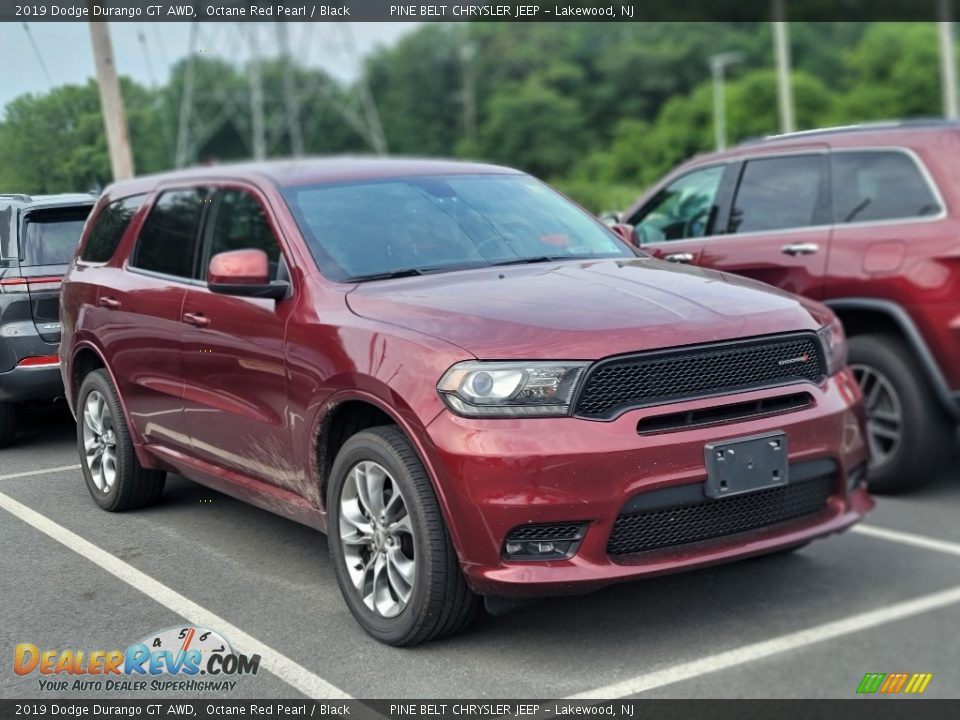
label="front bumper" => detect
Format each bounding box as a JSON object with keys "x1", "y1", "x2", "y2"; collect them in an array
[{"x1": 423, "y1": 370, "x2": 871, "y2": 597}]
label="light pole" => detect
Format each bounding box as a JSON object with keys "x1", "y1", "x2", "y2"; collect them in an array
[
  {"x1": 772, "y1": 0, "x2": 796, "y2": 134},
  {"x1": 710, "y1": 52, "x2": 743, "y2": 151},
  {"x1": 938, "y1": 0, "x2": 958, "y2": 119}
]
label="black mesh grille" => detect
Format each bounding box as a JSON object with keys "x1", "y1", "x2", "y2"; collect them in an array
[
  {"x1": 575, "y1": 334, "x2": 825, "y2": 419},
  {"x1": 607, "y1": 474, "x2": 834, "y2": 556},
  {"x1": 506, "y1": 523, "x2": 585, "y2": 542}
]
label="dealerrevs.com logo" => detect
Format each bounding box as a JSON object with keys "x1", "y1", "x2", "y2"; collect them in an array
[{"x1": 14, "y1": 626, "x2": 260, "y2": 693}]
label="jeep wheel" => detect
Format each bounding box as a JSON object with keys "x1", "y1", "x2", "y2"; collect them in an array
[
  {"x1": 0, "y1": 402, "x2": 16, "y2": 447},
  {"x1": 848, "y1": 334, "x2": 954, "y2": 493},
  {"x1": 77, "y1": 370, "x2": 166, "y2": 511},
  {"x1": 328, "y1": 426, "x2": 479, "y2": 646}
]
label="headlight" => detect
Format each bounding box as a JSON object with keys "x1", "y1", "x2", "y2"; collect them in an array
[
  {"x1": 437, "y1": 361, "x2": 588, "y2": 417},
  {"x1": 817, "y1": 315, "x2": 847, "y2": 376}
]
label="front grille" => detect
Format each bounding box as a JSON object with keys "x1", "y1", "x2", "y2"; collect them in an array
[
  {"x1": 607, "y1": 474, "x2": 834, "y2": 556},
  {"x1": 505, "y1": 523, "x2": 585, "y2": 542},
  {"x1": 636, "y1": 392, "x2": 812, "y2": 434},
  {"x1": 574, "y1": 334, "x2": 825, "y2": 419}
]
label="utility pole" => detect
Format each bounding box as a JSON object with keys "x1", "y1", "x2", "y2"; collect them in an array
[
  {"x1": 772, "y1": 0, "x2": 795, "y2": 134},
  {"x1": 88, "y1": 17, "x2": 134, "y2": 180},
  {"x1": 277, "y1": 23, "x2": 305, "y2": 156},
  {"x1": 247, "y1": 26, "x2": 266, "y2": 161},
  {"x1": 710, "y1": 52, "x2": 743, "y2": 150},
  {"x1": 460, "y1": 39, "x2": 478, "y2": 148},
  {"x1": 938, "y1": 0, "x2": 959, "y2": 119}
]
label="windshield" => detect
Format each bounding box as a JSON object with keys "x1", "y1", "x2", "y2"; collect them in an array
[
  {"x1": 281, "y1": 174, "x2": 632, "y2": 281},
  {"x1": 21, "y1": 207, "x2": 92, "y2": 266}
]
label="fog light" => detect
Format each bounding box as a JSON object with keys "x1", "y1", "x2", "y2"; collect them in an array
[{"x1": 502, "y1": 522, "x2": 587, "y2": 561}]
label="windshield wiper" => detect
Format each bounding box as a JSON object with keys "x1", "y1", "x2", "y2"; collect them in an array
[
  {"x1": 489, "y1": 255, "x2": 591, "y2": 267},
  {"x1": 345, "y1": 263, "x2": 485, "y2": 283}
]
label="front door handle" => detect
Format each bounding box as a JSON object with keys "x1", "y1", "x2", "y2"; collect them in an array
[
  {"x1": 781, "y1": 242, "x2": 819, "y2": 256},
  {"x1": 664, "y1": 252, "x2": 694, "y2": 264},
  {"x1": 182, "y1": 312, "x2": 210, "y2": 328},
  {"x1": 98, "y1": 297, "x2": 120, "y2": 309}
]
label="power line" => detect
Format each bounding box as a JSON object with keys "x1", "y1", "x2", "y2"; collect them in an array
[{"x1": 21, "y1": 23, "x2": 54, "y2": 88}]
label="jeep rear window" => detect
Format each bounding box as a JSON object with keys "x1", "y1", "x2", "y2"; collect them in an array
[
  {"x1": 281, "y1": 174, "x2": 631, "y2": 282},
  {"x1": 831, "y1": 151, "x2": 942, "y2": 224},
  {"x1": 21, "y1": 206, "x2": 93, "y2": 267}
]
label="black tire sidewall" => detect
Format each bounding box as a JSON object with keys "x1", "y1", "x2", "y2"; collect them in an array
[
  {"x1": 76, "y1": 370, "x2": 131, "y2": 511},
  {"x1": 327, "y1": 430, "x2": 439, "y2": 645},
  {"x1": 0, "y1": 402, "x2": 16, "y2": 447},
  {"x1": 848, "y1": 334, "x2": 953, "y2": 492}
]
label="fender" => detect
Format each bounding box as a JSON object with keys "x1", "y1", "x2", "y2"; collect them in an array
[
  {"x1": 68, "y1": 339, "x2": 157, "y2": 468},
  {"x1": 310, "y1": 386, "x2": 464, "y2": 551},
  {"x1": 825, "y1": 297, "x2": 960, "y2": 419}
]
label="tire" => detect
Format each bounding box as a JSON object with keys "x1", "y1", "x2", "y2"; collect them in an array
[
  {"x1": 0, "y1": 403, "x2": 16, "y2": 447},
  {"x1": 848, "y1": 334, "x2": 954, "y2": 494},
  {"x1": 76, "y1": 369, "x2": 166, "y2": 511},
  {"x1": 327, "y1": 426, "x2": 480, "y2": 646}
]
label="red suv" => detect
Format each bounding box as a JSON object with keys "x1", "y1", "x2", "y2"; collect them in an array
[
  {"x1": 60, "y1": 159, "x2": 870, "y2": 645},
  {"x1": 615, "y1": 121, "x2": 960, "y2": 493}
]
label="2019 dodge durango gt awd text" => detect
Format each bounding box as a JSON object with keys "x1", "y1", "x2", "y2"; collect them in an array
[
  {"x1": 0, "y1": 193, "x2": 94, "y2": 446},
  {"x1": 59, "y1": 159, "x2": 871, "y2": 645}
]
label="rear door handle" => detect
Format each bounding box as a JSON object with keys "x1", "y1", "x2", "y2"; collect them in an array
[
  {"x1": 98, "y1": 297, "x2": 120, "y2": 309},
  {"x1": 182, "y1": 312, "x2": 210, "y2": 328},
  {"x1": 664, "y1": 252, "x2": 694, "y2": 264},
  {"x1": 781, "y1": 242, "x2": 819, "y2": 256}
]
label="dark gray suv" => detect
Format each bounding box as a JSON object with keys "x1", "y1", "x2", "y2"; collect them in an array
[{"x1": 0, "y1": 193, "x2": 94, "y2": 446}]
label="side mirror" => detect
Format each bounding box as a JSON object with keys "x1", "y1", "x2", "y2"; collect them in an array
[
  {"x1": 207, "y1": 249, "x2": 289, "y2": 300},
  {"x1": 610, "y1": 223, "x2": 640, "y2": 248}
]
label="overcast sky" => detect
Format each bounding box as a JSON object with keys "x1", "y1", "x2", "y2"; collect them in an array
[{"x1": 0, "y1": 22, "x2": 420, "y2": 110}]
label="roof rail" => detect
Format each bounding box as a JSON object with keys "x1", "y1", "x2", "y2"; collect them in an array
[
  {"x1": 0, "y1": 193, "x2": 32, "y2": 202},
  {"x1": 742, "y1": 119, "x2": 960, "y2": 146}
]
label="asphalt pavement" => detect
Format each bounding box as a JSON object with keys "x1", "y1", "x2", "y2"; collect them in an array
[{"x1": 2, "y1": 406, "x2": 959, "y2": 700}]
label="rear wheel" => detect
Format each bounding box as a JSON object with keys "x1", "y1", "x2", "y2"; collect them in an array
[
  {"x1": 0, "y1": 403, "x2": 16, "y2": 447},
  {"x1": 327, "y1": 426, "x2": 479, "y2": 646},
  {"x1": 77, "y1": 370, "x2": 165, "y2": 511},
  {"x1": 848, "y1": 334, "x2": 954, "y2": 493}
]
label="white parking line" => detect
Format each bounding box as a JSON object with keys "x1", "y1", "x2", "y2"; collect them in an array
[
  {"x1": 853, "y1": 523, "x2": 960, "y2": 559},
  {"x1": 0, "y1": 489, "x2": 352, "y2": 700},
  {"x1": 567, "y1": 582, "x2": 960, "y2": 699},
  {"x1": 0, "y1": 464, "x2": 81, "y2": 482}
]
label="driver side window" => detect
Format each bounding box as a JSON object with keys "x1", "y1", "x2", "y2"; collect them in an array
[{"x1": 633, "y1": 165, "x2": 725, "y2": 244}]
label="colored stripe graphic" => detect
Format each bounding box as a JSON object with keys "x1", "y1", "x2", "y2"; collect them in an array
[{"x1": 858, "y1": 672, "x2": 932, "y2": 694}]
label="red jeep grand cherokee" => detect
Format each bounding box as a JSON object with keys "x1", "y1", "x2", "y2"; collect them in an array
[
  {"x1": 60, "y1": 159, "x2": 870, "y2": 645},
  {"x1": 614, "y1": 120, "x2": 960, "y2": 492}
]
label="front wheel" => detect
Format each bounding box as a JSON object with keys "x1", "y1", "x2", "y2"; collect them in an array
[
  {"x1": 327, "y1": 426, "x2": 479, "y2": 646},
  {"x1": 848, "y1": 334, "x2": 954, "y2": 493},
  {"x1": 77, "y1": 369, "x2": 166, "y2": 511}
]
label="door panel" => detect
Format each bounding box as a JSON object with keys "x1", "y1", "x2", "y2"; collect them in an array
[
  {"x1": 699, "y1": 152, "x2": 830, "y2": 299},
  {"x1": 92, "y1": 267, "x2": 187, "y2": 449},
  {"x1": 180, "y1": 188, "x2": 296, "y2": 490}
]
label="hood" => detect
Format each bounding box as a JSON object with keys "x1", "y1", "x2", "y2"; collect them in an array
[{"x1": 345, "y1": 258, "x2": 823, "y2": 360}]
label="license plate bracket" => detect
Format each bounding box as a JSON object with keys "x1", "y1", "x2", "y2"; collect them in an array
[{"x1": 704, "y1": 431, "x2": 789, "y2": 499}]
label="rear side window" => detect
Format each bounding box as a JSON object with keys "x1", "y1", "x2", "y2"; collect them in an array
[
  {"x1": 831, "y1": 151, "x2": 941, "y2": 224},
  {"x1": 21, "y1": 206, "x2": 93, "y2": 266},
  {"x1": 81, "y1": 195, "x2": 145, "y2": 263},
  {"x1": 131, "y1": 189, "x2": 207, "y2": 278},
  {"x1": 728, "y1": 155, "x2": 825, "y2": 234},
  {"x1": 207, "y1": 190, "x2": 281, "y2": 279}
]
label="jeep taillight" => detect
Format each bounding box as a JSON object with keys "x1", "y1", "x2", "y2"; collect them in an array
[{"x1": 0, "y1": 276, "x2": 62, "y2": 293}]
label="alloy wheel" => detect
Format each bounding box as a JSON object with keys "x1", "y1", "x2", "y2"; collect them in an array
[
  {"x1": 851, "y1": 363, "x2": 903, "y2": 470},
  {"x1": 82, "y1": 390, "x2": 118, "y2": 493},
  {"x1": 338, "y1": 460, "x2": 416, "y2": 618}
]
